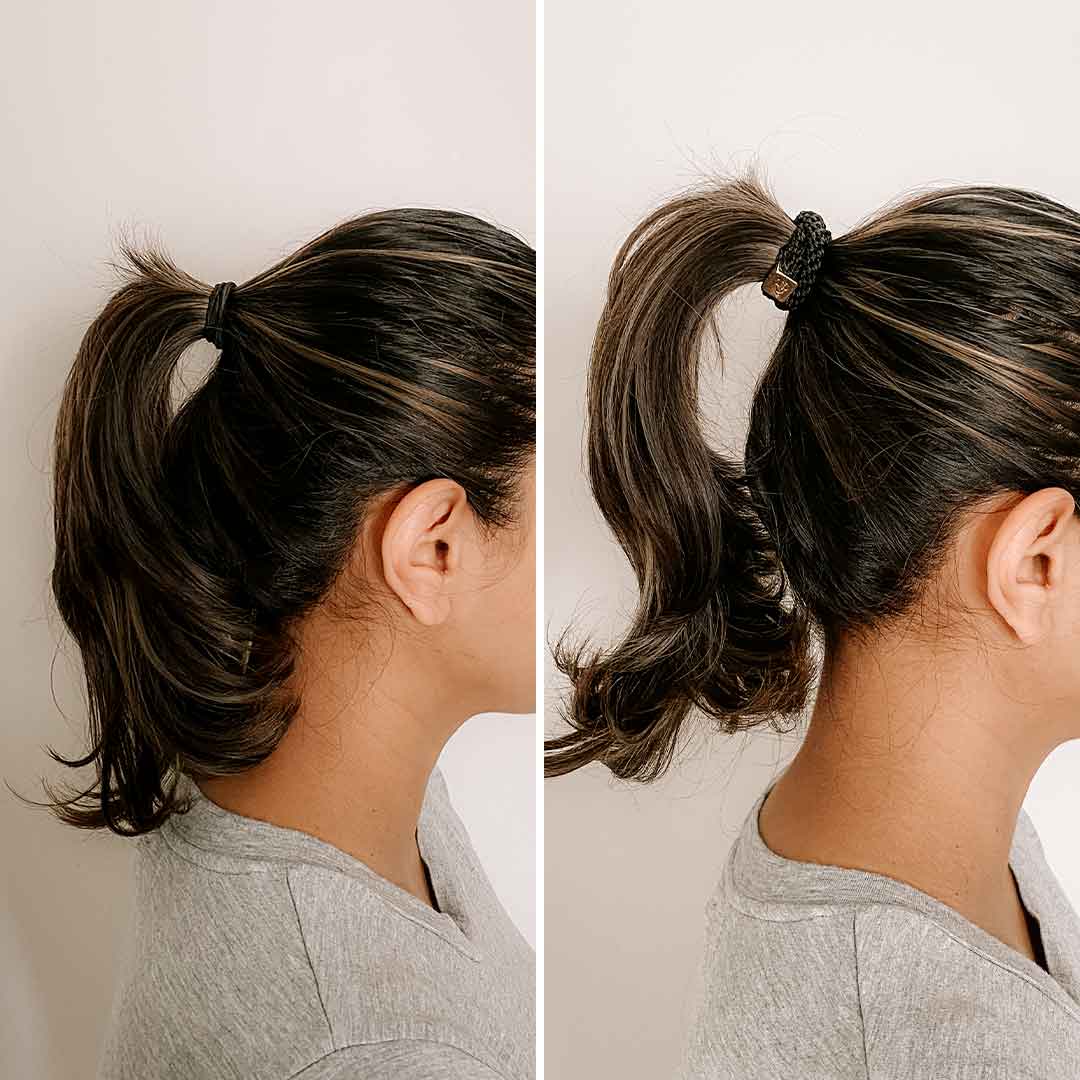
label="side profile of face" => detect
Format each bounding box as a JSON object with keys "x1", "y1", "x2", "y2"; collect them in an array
[{"x1": 376, "y1": 455, "x2": 537, "y2": 717}]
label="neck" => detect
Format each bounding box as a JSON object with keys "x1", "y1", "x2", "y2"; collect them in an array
[
  {"x1": 758, "y1": 632, "x2": 1059, "y2": 963},
  {"x1": 197, "y1": 619, "x2": 472, "y2": 908}
]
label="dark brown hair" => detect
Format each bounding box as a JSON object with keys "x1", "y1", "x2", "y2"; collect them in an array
[
  {"x1": 547, "y1": 164, "x2": 1080, "y2": 780},
  {"x1": 46, "y1": 208, "x2": 534, "y2": 833}
]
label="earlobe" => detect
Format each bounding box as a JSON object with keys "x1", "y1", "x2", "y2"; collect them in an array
[
  {"x1": 379, "y1": 479, "x2": 470, "y2": 626},
  {"x1": 985, "y1": 488, "x2": 1075, "y2": 644}
]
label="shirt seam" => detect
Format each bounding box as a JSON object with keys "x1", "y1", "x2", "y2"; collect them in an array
[
  {"x1": 850, "y1": 911, "x2": 870, "y2": 1080},
  {"x1": 160, "y1": 823, "x2": 481, "y2": 962},
  {"x1": 284, "y1": 1037, "x2": 508, "y2": 1079},
  {"x1": 285, "y1": 867, "x2": 335, "y2": 1051},
  {"x1": 158, "y1": 824, "x2": 268, "y2": 876},
  {"x1": 723, "y1": 887, "x2": 857, "y2": 924},
  {"x1": 726, "y1": 888, "x2": 1080, "y2": 1023}
]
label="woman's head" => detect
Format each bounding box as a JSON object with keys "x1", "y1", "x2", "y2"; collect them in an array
[
  {"x1": 49, "y1": 208, "x2": 535, "y2": 834},
  {"x1": 547, "y1": 165, "x2": 1080, "y2": 780}
]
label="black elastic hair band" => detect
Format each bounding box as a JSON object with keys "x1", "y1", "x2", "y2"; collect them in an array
[
  {"x1": 202, "y1": 281, "x2": 236, "y2": 349},
  {"x1": 761, "y1": 210, "x2": 831, "y2": 312}
]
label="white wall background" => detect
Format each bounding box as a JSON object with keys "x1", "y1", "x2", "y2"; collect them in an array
[
  {"x1": 0, "y1": 4, "x2": 534, "y2": 1078},
  {"x1": 544, "y1": 2, "x2": 1080, "y2": 1077}
]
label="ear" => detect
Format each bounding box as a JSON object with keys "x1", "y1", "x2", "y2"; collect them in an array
[
  {"x1": 986, "y1": 488, "x2": 1076, "y2": 644},
  {"x1": 380, "y1": 478, "x2": 473, "y2": 626}
]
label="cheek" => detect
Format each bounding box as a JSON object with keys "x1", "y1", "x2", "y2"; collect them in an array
[
  {"x1": 501, "y1": 536, "x2": 536, "y2": 661},
  {"x1": 490, "y1": 528, "x2": 535, "y2": 698}
]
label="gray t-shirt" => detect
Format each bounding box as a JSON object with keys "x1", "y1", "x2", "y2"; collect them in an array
[
  {"x1": 97, "y1": 767, "x2": 535, "y2": 1080},
  {"x1": 682, "y1": 785, "x2": 1080, "y2": 1079}
]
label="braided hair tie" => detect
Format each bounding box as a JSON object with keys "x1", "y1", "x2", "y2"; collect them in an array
[
  {"x1": 202, "y1": 281, "x2": 236, "y2": 349},
  {"x1": 761, "y1": 210, "x2": 831, "y2": 312}
]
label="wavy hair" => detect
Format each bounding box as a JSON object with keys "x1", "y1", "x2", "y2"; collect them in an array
[
  {"x1": 547, "y1": 165, "x2": 1080, "y2": 780},
  {"x1": 46, "y1": 208, "x2": 535, "y2": 833}
]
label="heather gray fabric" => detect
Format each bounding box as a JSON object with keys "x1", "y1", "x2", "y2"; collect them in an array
[
  {"x1": 682, "y1": 784, "x2": 1080, "y2": 1079},
  {"x1": 97, "y1": 766, "x2": 534, "y2": 1080}
]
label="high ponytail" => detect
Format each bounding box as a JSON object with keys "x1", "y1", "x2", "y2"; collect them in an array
[
  {"x1": 548, "y1": 167, "x2": 1080, "y2": 780},
  {"x1": 45, "y1": 209, "x2": 535, "y2": 833},
  {"x1": 49, "y1": 244, "x2": 276, "y2": 834},
  {"x1": 547, "y1": 171, "x2": 816, "y2": 780}
]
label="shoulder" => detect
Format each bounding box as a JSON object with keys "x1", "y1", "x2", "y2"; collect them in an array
[
  {"x1": 103, "y1": 834, "x2": 503, "y2": 1079},
  {"x1": 101, "y1": 842, "x2": 333, "y2": 1079},
  {"x1": 852, "y1": 905, "x2": 1080, "y2": 1074},
  {"x1": 286, "y1": 1040, "x2": 510, "y2": 1079},
  {"x1": 686, "y1": 892, "x2": 866, "y2": 1078}
]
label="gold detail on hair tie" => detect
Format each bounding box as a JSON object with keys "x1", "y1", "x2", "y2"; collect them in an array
[{"x1": 762, "y1": 262, "x2": 798, "y2": 305}]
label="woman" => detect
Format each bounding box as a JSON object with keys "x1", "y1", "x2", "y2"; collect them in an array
[
  {"x1": 547, "y1": 168, "x2": 1080, "y2": 1076},
  {"x1": 46, "y1": 209, "x2": 535, "y2": 1079}
]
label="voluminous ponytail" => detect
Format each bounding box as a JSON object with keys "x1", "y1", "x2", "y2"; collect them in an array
[
  {"x1": 547, "y1": 172, "x2": 816, "y2": 779},
  {"x1": 548, "y1": 166, "x2": 1080, "y2": 780}
]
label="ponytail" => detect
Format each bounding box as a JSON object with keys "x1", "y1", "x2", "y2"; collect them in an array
[
  {"x1": 550, "y1": 172, "x2": 1080, "y2": 781},
  {"x1": 546, "y1": 172, "x2": 816, "y2": 780},
  {"x1": 48, "y1": 239, "x2": 292, "y2": 833},
  {"x1": 44, "y1": 209, "x2": 536, "y2": 833}
]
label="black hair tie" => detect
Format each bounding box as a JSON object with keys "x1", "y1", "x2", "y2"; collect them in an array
[
  {"x1": 761, "y1": 210, "x2": 831, "y2": 312},
  {"x1": 202, "y1": 281, "x2": 236, "y2": 349}
]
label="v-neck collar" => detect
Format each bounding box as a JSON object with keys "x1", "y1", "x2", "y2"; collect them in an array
[
  {"x1": 1009, "y1": 809, "x2": 1080, "y2": 1004},
  {"x1": 729, "y1": 784, "x2": 1080, "y2": 1021},
  {"x1": 164, "y1": 766, "x2": 480, "y2": 961}
]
